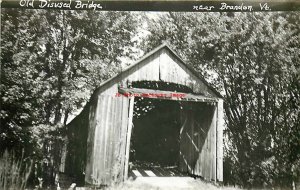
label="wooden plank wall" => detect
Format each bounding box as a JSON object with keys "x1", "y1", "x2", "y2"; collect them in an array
[
  {"x1": 179, "y1": 102, "x2": 217, "y2": 181},
  {"x1": 65, "y1": 104, "x2": 90, "y2": 184},
  {"x1": 123, "y1": 97, "x2": 135, "y2": 180},
  {"x1": 85, "y1": 97, "x2": 99, "y2": 184},
  {"x1": 85, "y1": 95, "x2": 129, "y2": 186},
  {"x1": 160, "y1": 49, "x2": 212, "y2": 97},
  {"x1": 194, "y1": 104, "x2": 217, "y2": 181},
  {"x1": 100, "y1": 48, "x2": 217, "y2": 97}
]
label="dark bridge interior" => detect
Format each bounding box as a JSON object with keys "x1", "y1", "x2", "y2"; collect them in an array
[
  {"x1": 129, "y1": 97, "x2": 184, "y2": 177},
  {"x1": 128, "y1": 81, "x2": 192, "y2": 177},
  {"x1": 131, "y1": 98, "x2": 180, "y2": 165}
]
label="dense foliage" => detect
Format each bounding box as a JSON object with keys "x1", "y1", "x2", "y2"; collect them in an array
[
  {"x1": 1, "y1": 9, "x2": 139, "y2": 185},
  {"x1": 141, "y1": 12, "x2": 300, "y2": 188},
  {"x1": 1, "y1": 9, "x2": 299, "y2": 188}
]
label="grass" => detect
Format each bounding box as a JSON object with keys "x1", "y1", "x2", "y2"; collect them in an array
[{"x1": 0, "y1": 150, "x2": 32, "y2": 190}]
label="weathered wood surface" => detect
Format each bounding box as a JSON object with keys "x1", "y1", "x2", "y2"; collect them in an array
[
  {"x1": 97, "y1": 48, "x2": 219, "y2": 97},
  {"x1": 119, "y1": 87, "x2": 218, "y2": 102},
  {"x1": 179, "y1": 102, "x2": 217, "y2": 181},
  {"x1": 85, "y1": 95, "x2": 129, "y2": 185},
  {"x1": 65, "y1": 45, "x2": 224, "y2": 186},
  {"x1": 216, "y1": 99, "x2": 224, "y2": 182},
  {"x1": 124, "y1": 96, "x2": 135, "y2": 180},
  {"x1": 65, "y1": 104, "x2": 90, "y2": 183},
  {"x1": 85, "y1": 98, "x2": 98, "y2": 184}
]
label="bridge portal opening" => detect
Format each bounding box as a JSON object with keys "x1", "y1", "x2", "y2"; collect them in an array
[
  {"x1": 127, "y1": 81, "x2": 192, "y2": 177},
  {"x1": 129, "y1": 97, "x2": 184, "y2": 177}
]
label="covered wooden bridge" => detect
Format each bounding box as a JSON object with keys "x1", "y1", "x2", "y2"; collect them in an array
[{"x1": 61, "y1": 44, "x2": 224, "y2": 186}]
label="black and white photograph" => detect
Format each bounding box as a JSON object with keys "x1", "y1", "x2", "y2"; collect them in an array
[{"x1": 1, "y1": 1, "x2": 299, "y2": 189}]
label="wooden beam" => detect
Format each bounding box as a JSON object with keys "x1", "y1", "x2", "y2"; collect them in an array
[
  {"x1": 118, "y1": 87, "x2": 217, "y2": 102},
  {"x1": 216, "y1": 99, "x2": 224, "y2": 182},
  {"x1": 212, "y1": 105, "x2": 217, "y2": 182},
  {"x1": 124, "y1": 96, "x2": 135, "y2": 180}
]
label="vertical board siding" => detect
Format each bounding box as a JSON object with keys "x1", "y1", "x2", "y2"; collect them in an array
[
  {"x1": 101, "y1": 84, "x2": 119, "y2": 96},
  {"x1": 160, "y1": 49, "x2": 214, "y2": 96},
  {"x1": 217, "y1": 99, "x2": 224, "y2": 181},
  {"x1": 65, "y1": 46, "x2": 224, "y2": 187},
  {"x1": 85, "y1": 100, "x2": 96, "y2": 181},
  {"x1": 85, "y1": 95, "x2": 129, "y2": 185},
  {"x1": 116, "y1": 96, "x2": 130, "y2": 181},
  {"x1": 179, "y1": 102, "x2": 217, "y2": 181},
  {"x1": 98, "y1": 48, "x2": 218, "y2": 98},
  {"x1": 124, "y1": 96, "x2": 135, "y2": 180},
  {"x1": 212, "y1": 106, "x2": 217, "y2": 181},
  {"x1": 125, "y1": 52, "x2": 160, "y2": 83},
  {"x1": 65, "y1": 104, "x2": 90, "y2": 183}
]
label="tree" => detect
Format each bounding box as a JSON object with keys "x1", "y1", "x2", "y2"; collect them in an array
[
  {"x1": 1, "y1": 8, "x2": 140, "y2": 185},
  {"x1": 140, "y1": 11, "x2": 300, "y2": 188}
]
